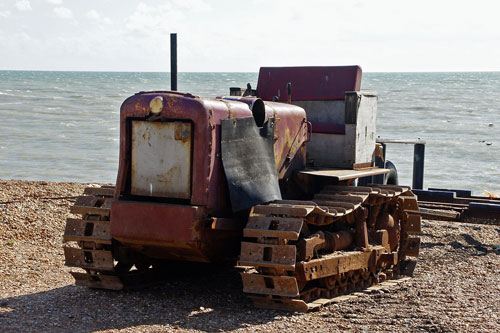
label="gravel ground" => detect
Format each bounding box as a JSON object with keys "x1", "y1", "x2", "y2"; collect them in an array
[{"x1": 1, "y1": 179, "x2": 499, "y2": 332}]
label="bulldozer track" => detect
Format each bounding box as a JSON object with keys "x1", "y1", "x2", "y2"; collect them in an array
[
  {"x1": 239, "y1": 184, "x2": 421, "y2": 312},
  {"x1": 63, "y1": 184, "x2": 421, "y2": 312},
  {"x1": 63, "y1": 186, "x2": 124, "y2": 290},
  {"x1": 63, "y1": 186, "x2": 163, "y2": 290}
]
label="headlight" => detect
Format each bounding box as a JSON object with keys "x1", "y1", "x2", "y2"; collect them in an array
[{"x1": 149, "y1": 96, "x2": 163, "y2": 114}]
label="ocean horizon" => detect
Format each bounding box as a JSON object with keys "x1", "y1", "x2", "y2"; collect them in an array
[{"x1": 0, "y1": 70, "x2": 499, "y2": 196}]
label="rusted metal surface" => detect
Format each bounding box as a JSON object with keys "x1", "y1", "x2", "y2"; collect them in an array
[
  {"x1": 262, "y1": 101, "x2": 308, "y2": 179},
  {"x1": 66, "y1": 65, "x2": 428, "y2": 312},
  {"x1": 83, "y1": 186, "x2": 115, "y2": 196},
  {"x1": 326, "y1": 231, "x2": 354, "y2": 251},
  {"x1": 239, "y1": 185, "x2": 421, "y2": 312},
  {"x1": 296, "y1": 246, "x2": 388, "y2": 281},
  {"x1": 243, "y1": 216, "x2": 303, "y2": 240},
  {"x1": 64, "y1": 187, "x2": 124, "y2": 290},
  {"x1": 131, "y1": 121, "x2": 192, "y2": 199},
  {"x1": 116, "y1": 92, "x2": 253, "y2": 215},
  {"x1": 256, "y1": 66, "x2": 362, "y2": 102},
  {"x1": 70, "y1": 195, "x2": 111, "y2": 217},
  {"x1": 355, "y1": 211, "x2": 370, "y2": 249},
  {"x1": 241, "y1": 274, "x2": 300, "y2": 297},
  {"x1": 297, "y1": 232, "x2": 327, "y2": 261},
  {"x1": 110, "y1": 200, "x2": 202, "y2": 244},
  {"x1": 66, "y1": 186, "x2": 226, "y2": 291},
  {"x1": 110, "y1": 199, "x2": 243, "y2": 263},
  {"x1": 210, "y1": 217, "x2": 246, "y2": 231},
  {"x1": 239, "y1": 242, "x2": 296, "y2": 269},
  {"x1": 70, "y1": 272, "x2": 124, "y2": 291},
  {"x1": 64, "y1": 247, "x2": 114, "y2": 270},
  {"x1": 401, "y1": 214, "x2": 422, "y2": 233},
  {"x1": 299, "y1": 230, "x2": 355, "y2": 255},
  {"x1": 63, "y1": 218, "x2": 111, "y2": 244}
]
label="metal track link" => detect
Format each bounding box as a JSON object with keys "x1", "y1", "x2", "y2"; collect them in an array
[
  {"x1": 239, "y1": 184, "x2": 421, "y2": 312},
  {"x1": 63, "y1": 186, "x2": 125, "y2": 290}
]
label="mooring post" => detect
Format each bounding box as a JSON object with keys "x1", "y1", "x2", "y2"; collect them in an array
[
  {"x1": 170, "y1": 33, "x2": 177, "y2": 91},
  {"x1": 412, "y1": 143, "x2": 425, "y2": 189},
  {"x1": 372, "y1": 143, "x2": 387, "y2": 184}
]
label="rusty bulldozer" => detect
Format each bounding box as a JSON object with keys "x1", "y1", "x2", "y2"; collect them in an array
[{"x1": 63, "y1": 66, "x2": 421, "y2": 311}]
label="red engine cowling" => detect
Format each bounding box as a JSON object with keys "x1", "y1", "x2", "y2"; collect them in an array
[{"x1": 110, "y1": 91, "x2": 307, "y2": 263}]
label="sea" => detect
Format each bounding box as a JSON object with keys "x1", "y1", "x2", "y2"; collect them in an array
[{"x1": 0, "y1": 71, "x2": 499, "y2": 196}]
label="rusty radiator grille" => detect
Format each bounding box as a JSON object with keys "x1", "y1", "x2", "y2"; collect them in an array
[{"x1": 130, "y1": 120, "x2": 192, "y2": 199}]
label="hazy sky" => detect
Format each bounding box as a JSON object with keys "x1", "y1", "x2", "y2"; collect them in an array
[{"x1": 1, "y1": 0, "x2": 499, "y2": 72}]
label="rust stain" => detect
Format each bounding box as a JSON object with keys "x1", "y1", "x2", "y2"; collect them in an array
[
  {"x1": 174, "y1": 122, "x2": 191, "y2": 143},
  {"x1": 164, "y1": 95, "x2": 181, "y2": 113},
  {"x1": 135, "y1": 102, "x2": 147, "y2": 113},
  {"x1": 157, "y1": 165, "x2": 181, "y2": 184}
]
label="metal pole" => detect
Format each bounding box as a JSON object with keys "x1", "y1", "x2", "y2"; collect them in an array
[
  {"x1": 412, "y1": 143, "x2": 425, "y2": 189},
  {"x1": 170, "y1": 33, "x2": 177, "y2": 91}
]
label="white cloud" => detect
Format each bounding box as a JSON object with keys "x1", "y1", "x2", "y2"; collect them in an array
[
  {"x1": 126, "y1": 0, "x2": 211, "y2": 32},
  {"x1": 0, "y1": 11, "x2": 11, "y2": 18},
  {"x1": 2, "y1": 0, "x2": 500, "y2": 72},
  {"x1": 86, "y1": 10, "x2": 99, "y2": 20},
  {"x1": 15, "y1": 0, "x2": 32, "y2": 11},
  {"x1": 54, "y1": 7, "x2": 73, "y2": 19},
  {"x1": 86, "y1": 9, "x2": 112, "y2": 25},
  {"x1": 172, "y1": 0, "x2": 210, "y2": 11}
]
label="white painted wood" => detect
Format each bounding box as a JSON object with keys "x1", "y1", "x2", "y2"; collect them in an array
[{"x1": 131, "y1": 121, "x2": 192, "y2": 199}]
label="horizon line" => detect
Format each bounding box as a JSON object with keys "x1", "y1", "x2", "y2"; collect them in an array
[{"x1": 1, "y1": 69, "x2": 500, "y2": 74}]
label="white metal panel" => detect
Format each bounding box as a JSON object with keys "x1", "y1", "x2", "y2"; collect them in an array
[
  {"x1": 131, "y1": 121, "x2": 192, "y2": 199},
  {"x1": 353, "y1": 95, "x2": 377, "y2": 166}
]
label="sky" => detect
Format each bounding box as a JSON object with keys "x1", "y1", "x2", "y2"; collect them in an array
[{"x1": 1, "y1": 0, "x2": 500, "y2": 72}]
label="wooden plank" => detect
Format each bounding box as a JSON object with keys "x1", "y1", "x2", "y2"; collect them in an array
[
  {"x1": 416, "y1": 208, "x2": 460, "y2": 221},
  {"x1": 297, "y1": 167, "x2": 390, "y2": 181}
]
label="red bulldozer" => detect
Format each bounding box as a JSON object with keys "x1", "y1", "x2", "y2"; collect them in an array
[{"x1": 63, "y1": 66, "x2": 421, "y2": 311}]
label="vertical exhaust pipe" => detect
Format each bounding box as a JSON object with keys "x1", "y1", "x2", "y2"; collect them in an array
[{"x1": 170, "y1": 33, "x2": 177, "y2": 91}]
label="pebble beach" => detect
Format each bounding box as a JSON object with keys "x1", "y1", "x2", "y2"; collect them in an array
[{"x1": 1, "y1": 179, "x2": 499, "y2": 332}]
